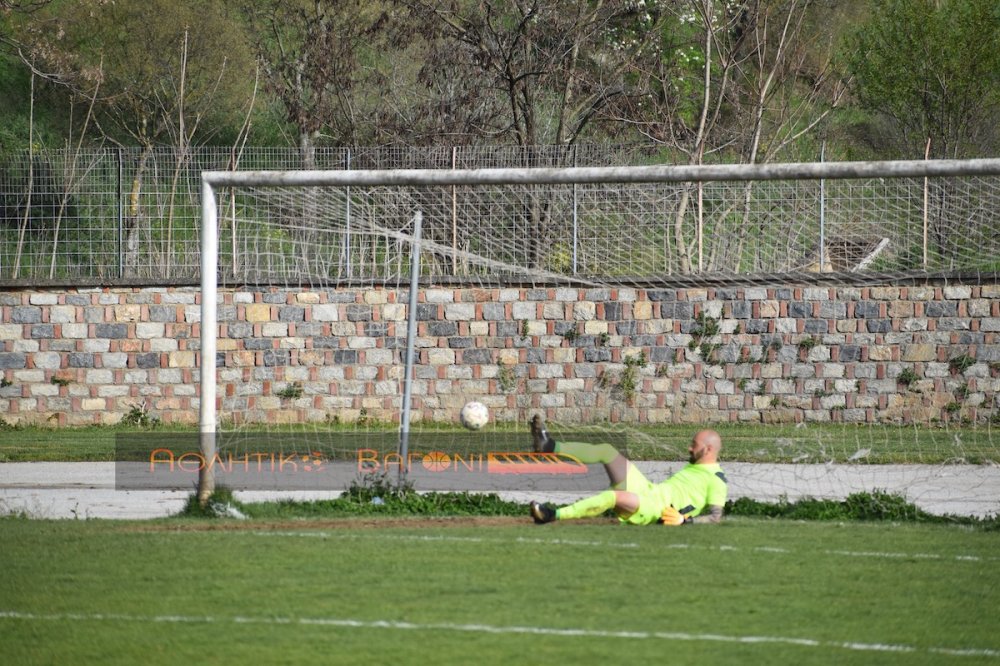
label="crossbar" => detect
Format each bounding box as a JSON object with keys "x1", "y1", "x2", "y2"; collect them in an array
[{"x1": 202, "y1": 158, "x2": 1000, "y2": 189}]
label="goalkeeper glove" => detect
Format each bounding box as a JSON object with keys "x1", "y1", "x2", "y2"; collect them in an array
[{"x1": 660, "y1": 506, "x2": 692, "y2": 526}]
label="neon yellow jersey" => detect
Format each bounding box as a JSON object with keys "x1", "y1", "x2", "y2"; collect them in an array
[{"x1": 655, "y1": 463, "x2": 728, "y2": 518}]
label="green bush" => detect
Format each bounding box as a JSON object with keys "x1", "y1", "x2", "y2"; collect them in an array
[{"x1": 726, "y1": 491, "x2": 998, "y2": 529}]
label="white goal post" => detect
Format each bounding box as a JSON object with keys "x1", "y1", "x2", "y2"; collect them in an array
[{"x1": 196, "y1": 158, "x2": 1000, "y2": 503}]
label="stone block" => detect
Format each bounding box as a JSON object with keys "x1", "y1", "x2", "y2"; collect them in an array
[
  {"x1": 0, "y1": 353, "x2": 27, "y2": 369},
  {"x1": 702, "y1": 301, "x2": 723, "y2": 318},
  {"x1": 103, "y1": 353, "x2": 129, "y2": 368},
  {"x1": 346, "y1": 304, "x2": 372, "y2": 321},
  {"x1": 278, "y1": 306, "x2": 305, "y2": 322},
  {"x1": 869, "y1": 287, "x2": 898, "y2": 300},
  {"x1": 312, "y1": 304, "x2": 339, "y2": 321},
  {"x1": 660, "y1": 302, "x2": 694, "y2": 319},
  {"x1": 149, "y1": 305, "x2": 178, "y2": 322},
  {"x1": 420, "y1": 289, "x2": 450, "y2": 304},
  {"x1": 427, "y1": 349, "x2": 455, "y2": 365},
  {"x1": 758, "y1": 301, "x2": 779, "y2": 318},
  {"x1": 854, "y1": 301, "x2": 880, "y2": 318},
  {"x1": 114, "y1": 305, "x2": 141, "y2": 322},
  {"x1": 261, "y1": 322, "x2": 288, "y2": 338},
  {"x1": 168, "y1": 351, "x2": 195, "y2": 368},
  {"x1": 68, "y1": 353, "x2": 94, "y2": 368},
  {"x1": 444, "y1": 303, "x2": 475, "y2": 321},
  {"x1": 136, "y1": 323, "x2": 164, "y2": 339},
  {"x1": 244, "y1": 303, "x2": 271, "y2": 322},
  {"x1": 81, "y1": 398, "x2": 107, "y2": 411},
  {"x1": 416, "y1": 303, "x2": 438, "y2": 321},
  {"x1": 788, "y1": 302, "x2": 810, "y2": 318},
  {"x1": 12, "y1": 307, "x2": 41, "y2": 324},
  {"x1": 28, "y1": 293, "x2": 58, "y2": 305},
  {"x1": 925, "y1": 301, "x2": 957, "y2": 317},
  {"x1": 48, "y1": 306, "x2": 76, "y2": 324},
  {"x1": 150, "y1": 338, "x2": 178, "y2": 352},
  {"x1": 96, "y1": 323, "x2": 128, "y2": 339}
]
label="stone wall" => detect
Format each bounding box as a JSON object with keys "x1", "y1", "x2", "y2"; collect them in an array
[{"x1": 1, "y1": 283, "x2": 999, "y2": 426}]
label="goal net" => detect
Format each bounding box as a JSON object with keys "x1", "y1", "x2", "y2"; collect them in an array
[{"x1": 184, "y1": 160, "x2": 1000, "y2": 516}]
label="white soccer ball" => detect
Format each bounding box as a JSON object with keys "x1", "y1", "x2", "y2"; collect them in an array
[{"x1": 459, "y1": 401, "x2": 490, "y2": 430}]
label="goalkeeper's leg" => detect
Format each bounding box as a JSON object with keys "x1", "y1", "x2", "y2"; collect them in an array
[
  {"x1": 531, "y1": 415, "x2": 633, "y2": 489},
  {"x1": 556, "y1": 490, "x2": 641, "y2": 520},
  {"x1": 530, "y1": 490, "x2": 641, "y2": 523}
]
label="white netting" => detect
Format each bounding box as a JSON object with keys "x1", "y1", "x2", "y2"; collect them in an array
[
  {"x1": 200, "y1": 166, "x2": 1000, "y2": 517},
  {"x1": 214, "y1": 176, "x2": 1000, "y2": 283}
]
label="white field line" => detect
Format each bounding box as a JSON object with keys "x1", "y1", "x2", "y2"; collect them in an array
[
  {"x1": 247, "y1": 530, "x2": 999, "y2": 562},
  {"x1": 251, "y1": 531, "x2": 640, "y2": 549},
  {"x1": 0, "y1": 610, "x2": 996, "y2": 659}
]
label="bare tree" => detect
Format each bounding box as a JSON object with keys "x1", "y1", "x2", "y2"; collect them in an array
[
  {"x1": 400, "y1": 0, "x2": 664, "y2": 269},
  {"x1": 402, "y1": 0, "x2": 661, "y2": 147},
  {"x1": 607, "y1": 0, "x2": 844, "y2": 273},
  {"x1": 239, "y1": 0, "x2": 394, "y2": 166},
  {"x1": 11, "y1": 0, "x2": 256, "y2": 275}
]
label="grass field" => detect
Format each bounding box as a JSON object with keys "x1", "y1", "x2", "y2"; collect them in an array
[{"x1": 1, "y1": 515, "x2": 998, "y2": 665}]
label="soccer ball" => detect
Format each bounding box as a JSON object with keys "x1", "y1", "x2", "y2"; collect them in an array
[{"x1": 459, "y1": 401, "x2": 489, "y2": 430}]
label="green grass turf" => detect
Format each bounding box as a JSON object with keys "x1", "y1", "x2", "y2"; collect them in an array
[
  {"x1": 1, "y1": 516, "x2": 998, "y2": 665},
  {"x1": 2, "y1": 421, "x2": 1000, "y2": 464}
]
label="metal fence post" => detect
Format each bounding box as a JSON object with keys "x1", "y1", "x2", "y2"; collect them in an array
[
  {"x1": 117, "y1": 147, "x2": 124, "y2": 279},
  {"x1": 820, "y1": 142, "x2": 826, "y2": 272},
  {"x1": 572, "y1": 145, "x2": 579, "y2": 275},
  {"x1": 345, "y1": 148, "x2": 352, "y2": 279},
  {"x1": 452, "y1": 146, "x2": 458, "y2": 275}
]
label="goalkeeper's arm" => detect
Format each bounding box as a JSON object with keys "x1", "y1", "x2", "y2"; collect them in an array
[
  {"x1": 689, "y1": 504, "x2": 723, "y2": 524},
  {"x1": 661, "y1": 504, "x2": 723, "y2": 525}
]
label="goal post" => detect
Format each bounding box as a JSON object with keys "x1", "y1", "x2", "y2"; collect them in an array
[
  {"x1": 196, "y1": 158, "x2": 1000, "y2": 509},
  {"x1": 198, "y1": 178, "x2": 218, "y2": 505}
]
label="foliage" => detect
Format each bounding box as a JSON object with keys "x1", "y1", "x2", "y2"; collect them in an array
[
  {"x1": 184, "y1": 487, "x2": 1000, "y2": 531},
  {"x1": 845, "y1": 0, "x2": 1000, "y2": 158},
  {"x1": 687, "y1": 312, "x2": 721, "y2": 365},
  {"x1": 0, "y1": 0, "x2": 990, "y2": 171},
  {"x1": 896, "y1": 367, "x2": 920, "y2": 388},
  {"x1": 726, "y1": 490, "x2": 999, "y2": 529},
  {"x1": 235, "y1": 473, "x2": 525, "y2": 519},
  {"x1": 12, "y1": 0, "x2": 258, "y2": 147},
  {"x1": 948, "y1": 353, "x2": 976, "y2": 375},
  {"x1": 119, "y1": 404, "x2": 159, "y2": 429},
  {"x1": 275, "y1": 382, "x2": 304, "y2": 400},
  {"x1": 618, "y1": 351, "x2": 648, "y2": 405},
  {"x1": 797, "y1": 336, "x2": 821, "y2": 353},
  {"x1": 188, "y1": 486, "x2": 999, "y2": 528},
  {"x1": 237, "y1": 0, "x2": 396, "y2": 156},
  {"x1": 497, "y1": 365, "x2": 517, "y2": 393},
  {"x1": 402, "y1": 0, "x2": 660, "y2": 146},
  {"x1": 178, "y1": 485, "x2": 241, "y2": 518}
]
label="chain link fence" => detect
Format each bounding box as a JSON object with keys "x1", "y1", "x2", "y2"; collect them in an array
[{"x1": 1, "y1": 145, "x2": 998, "y2": 283}]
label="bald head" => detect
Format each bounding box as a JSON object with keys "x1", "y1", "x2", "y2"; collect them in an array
[{"x1": 688, "y1": 429, "x2": 722, "y2": 464}]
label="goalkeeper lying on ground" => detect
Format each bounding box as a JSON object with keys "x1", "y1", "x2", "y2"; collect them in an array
[{"x1": 528, "y1": 416, "x2": 727, "y2": 526}]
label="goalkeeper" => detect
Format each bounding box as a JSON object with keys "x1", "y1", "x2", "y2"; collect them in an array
[{"x1": 528, "y1": 416, "x2": 726, "y2": 526}]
